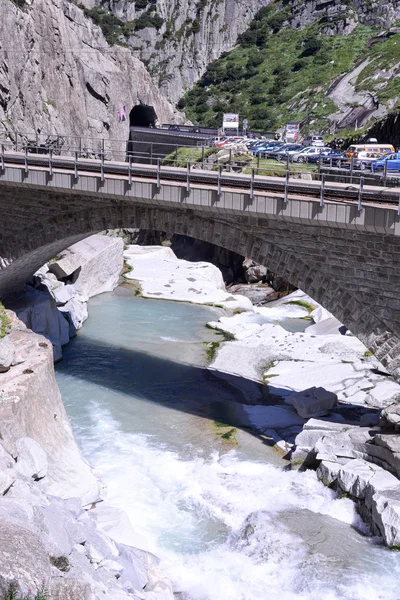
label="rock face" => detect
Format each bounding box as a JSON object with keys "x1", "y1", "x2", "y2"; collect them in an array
[
  {"x1": 6, "y1": 234, "x2": 124, "y2": 360},
  {"x1": 0, "y1": 336, "x2": 14, "y2": 372},
  {"x1": 0, "y1": 315, "x2": 173, "y2": 598},
  {"x1": 83, "y1": 0, "x2": 267, "y2": 103},
  {"x1": 0, "y1": 319, "x2": 100, "y2": 504},
  {"x1": 49, "y1": 235, "x2": 124, "y2": 299},
  {"x1": 0, "y1": 0, "x2": 183, "y2": 149}
]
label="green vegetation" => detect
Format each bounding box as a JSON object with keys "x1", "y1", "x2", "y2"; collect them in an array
[
  {"x1": 364, "y1": 350, "x2": 373, "y2": 357},
  {"x1": 162, "y1": 146, "x2": 216, "y2": 168},
  {"x1": 204, "y1": 341, "x2": 220, "y2": 362},
  {"x1": 179, "y1": 0, "x2": 400, "y2": 132},
  {"x1": 2, "y1": 581, "x2": 49, "y2": 600},
  {"x1": 78, "y1": 4, "x2": 163, "y2": 45},
  {"x1": 10, "y1": 0, "x2": 26, "y2": 9},
  {"x1": 212, "y1": 420, "x2": 238, "y2": 445},
  {"x1": 0, "y1": 302, "x2": 11, "y2": 338},
  {"x1": 284, "y1": 299, "x2": 315, "y2": 313}
]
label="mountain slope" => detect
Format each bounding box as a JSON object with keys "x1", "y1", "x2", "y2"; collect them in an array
[
  {"x1": 179, "y1": 0, "x2": 400, "y2": 133},
  {"x1": 76, "y1": 0, "x2": 267, "y2": 103}
]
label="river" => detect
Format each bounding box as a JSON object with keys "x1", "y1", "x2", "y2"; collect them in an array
[{"x1": 55, "y1": 288, "x2": 400, "y2": 600}]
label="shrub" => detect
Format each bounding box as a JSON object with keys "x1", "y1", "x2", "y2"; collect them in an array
[{"x1": 0, "y1": 302, "x2": 11, "y2": 338}]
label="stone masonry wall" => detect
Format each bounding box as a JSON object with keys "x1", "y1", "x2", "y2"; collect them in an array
[{"x1": 1, "y1": 180, "x2": 400, "y2": 378}]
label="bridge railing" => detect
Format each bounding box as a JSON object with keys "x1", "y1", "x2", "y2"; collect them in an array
[{"x1": 2, "y1": 143, "x2": 400, "y2": 216}]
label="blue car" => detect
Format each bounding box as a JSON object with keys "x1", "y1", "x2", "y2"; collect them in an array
[
  {"x1": 308, "y1": 149, "x2": 345, "y2": 164},
  {"x1": 372, "y1": 152, "x2": 400, "y2": 173},
  {"x1": 253, "y1": 142, "x2": 284, "y2": 157}
]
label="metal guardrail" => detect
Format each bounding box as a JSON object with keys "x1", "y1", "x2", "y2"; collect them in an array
[{"x1": 2, "y1": 145, "x2": 400, "y2": 215}]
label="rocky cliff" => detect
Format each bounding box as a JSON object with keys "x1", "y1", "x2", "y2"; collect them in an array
[
  {"x1": 0, "y1": 0, "x2": 184, "y2": 152},
  {"x1": 79, "y1": 0, "x2": 267, "y2": 104}
]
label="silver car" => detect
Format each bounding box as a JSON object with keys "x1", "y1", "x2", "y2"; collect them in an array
[{"x1": 291, "y1": 146, "x2": 331, "y2": 163}]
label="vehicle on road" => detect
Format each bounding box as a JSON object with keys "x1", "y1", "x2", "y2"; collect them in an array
[
  {"x1": 168, "y1": 125, "x2": 181, "y2": 131},
  {"x1": 345, "y1": 143, "x2": 394, "y2": 158},
  {"x1": 372, "y1": 153, "x2": 400, "y2": 173},
  {"x1": 291, "y1": 146, "x2": 331, "y2": 163},
  {"x1": 311, "y1": 136, "x2": 324, "y2": 147}
]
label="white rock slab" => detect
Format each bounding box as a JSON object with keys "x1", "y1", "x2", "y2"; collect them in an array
[
  {"x1": 124, "y1": 245, "x2": 253, "y2": 312},
  {"x1": 0, "y1": 336, "x2": 14, "y2": 372}
]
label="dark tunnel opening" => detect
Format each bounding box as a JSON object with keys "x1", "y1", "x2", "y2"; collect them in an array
[{"x1": 129, "y1": 104, "x2": 158, "y2": 128}]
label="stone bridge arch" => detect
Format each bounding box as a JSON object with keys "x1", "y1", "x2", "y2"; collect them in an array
[{"x1": 1, "y1": 184, "x2": 399, "y2": 378}]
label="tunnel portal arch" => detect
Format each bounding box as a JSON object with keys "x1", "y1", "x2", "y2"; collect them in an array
[{"x1": 129, "y1": 104, "x2": 158, "y2": 128}]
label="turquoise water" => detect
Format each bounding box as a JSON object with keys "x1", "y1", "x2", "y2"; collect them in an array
[{"x1": 56, "y1": 290, "x2": 400, "y2": 600}]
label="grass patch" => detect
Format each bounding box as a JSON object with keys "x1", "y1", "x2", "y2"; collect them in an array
[
  {"x1": 364, "y1": 350, "x2": 373, "y2": 357},
  {"x1": 204, "y1": 341, "x2": 220, "y2": 362},
  {"x1": 284, "y1": 299, "x2": 315, "y2": 314},
  {"x1": 220, "y1": 428, "x2": 238, "y2": 444},
  {"x1": 0, "y1": 303, "x2": 11, "y2": 338},
  {"x1": 121, "y1": 281, "x2": 143, "y2": 296},
  {"x1": 162, "y1": 146, "x2": 216, "y2": 168}
]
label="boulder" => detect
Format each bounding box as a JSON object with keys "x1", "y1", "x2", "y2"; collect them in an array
[
  {"x1": 0, "y1": 336, "x2": 14, "y2": 373},
  {"x1": 316, "y1": 460, "x2": 343, "y2": 486},
  {"x1": 337, "y1": 459, "x2": 376, "y2": 499},
  {"x1": 244, "y1": 264, "x2": 268, "y2": 284},
  {"x1": 291, "y1": 387, "x2": 337, "y2": 419},
  {"x1": 15, "y1": 437, "x2": 48, "y2": 479},
  {"x1": 49, "y1": 235, "x2": 124, "y2": 299},
  {"x1": 371, "y1": 487, "x2": 400, "y2": 547},
  {"x1": 53, "y1": 285, "x2": 76, "y2": 306},
  {"x1": 374, "y1": 434, "x2": 400, "y2": 454},
  {"x1": 380, "y1": 402, "x2": 400, "y2": 430},
  {"x1": 59, "y1": 297, "x2": 88, "y2": 336}
]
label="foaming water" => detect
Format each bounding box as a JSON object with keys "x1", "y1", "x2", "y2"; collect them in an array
[{"x1": 56, "y1": 291, "x2": 400, "y2": 600}]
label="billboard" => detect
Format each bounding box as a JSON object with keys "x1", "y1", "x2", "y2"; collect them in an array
[
  {"x1": 223, "y1": 113, "x2": 239, "y2": 130},
  {"x1": 285, "y1": 121, "x2": 300, "y2": 141}
]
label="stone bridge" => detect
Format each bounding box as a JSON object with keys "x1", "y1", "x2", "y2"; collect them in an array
[{"x1": 2, "y1": 157, "x2": 400, "y2": 378}]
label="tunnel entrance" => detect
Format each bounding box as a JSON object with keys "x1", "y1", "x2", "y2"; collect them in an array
[{"x1": 129, "y1": 104, "x2": 158, "y2": 128}]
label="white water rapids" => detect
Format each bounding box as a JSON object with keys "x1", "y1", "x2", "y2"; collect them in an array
[{"x1": 56, "y1": 291, "x2": 400, "y2": 600}]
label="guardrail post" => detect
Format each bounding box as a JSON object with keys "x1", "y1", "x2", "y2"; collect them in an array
[
  {"x1": 350, "y1": 156, "x2": 354, "y2": 182},
  {"x1": 1, "y1": 145, "x2": 4, "y2": 171},
  {"x1": 217, "y1": 164, "x2": 222, "y2": 198},
  {"x1": 320, "y1": 173, "x2": 325, "y2": 207},
  {"x1": 129, "y1": 156, "x2": 132, "y2": 186},
  {"x1": 202, "y1": 146, "x2": 205, "y2": 170},
  {"x1": 257, "y1": 153, "x2": 260, "y2": 171},
  {"x1": 286, "y1": 152, "x2": 289, "y2": 172},
  {"x1": 150, "y1": 142, "x2": 153, "y2": 166},
  {"x1": 229, "y1": 149, "x2": 232, "y2": 172},
  {"x1": 157, "y1": 158, "x2": 161, "y2": 189},
  {"x1": 49, "y1": 149, "x2": 53, "y2": 178},
  {"x1": 318, "y1": 153, "x2": 322, "y2": 173},
  {"x1": 186, "y1": 162, "x2": 191, "y2": 193},
  {"x1": 15, "y1": 132, "x2": 18, "y2": 152},
  {"x1": 250, "y1": 168, "x2": 254, "y2": 202},
  {"x1": 284, "y1": 170, "x2": 289, "y2": 203},
  {"x1": 175, "y1": 145, "x2": 178, "y2": 166},
  {"x1": 100, "y1": 151, "x2": 104, "y2": 183},
  {"x1": 74, "y1": 151, "x2": 78, "y2": 180},
  {"x1": 358, "y1": 176, "x2": 364, "y2": 212},
  {"x1": 384, "y1": 159, "x2": 388, "y2": 186},
  {"x1": 24, "y1": 146, "x2": 28, "y2": 174}
]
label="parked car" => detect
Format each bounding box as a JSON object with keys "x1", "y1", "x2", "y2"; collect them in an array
[
  {"x1": 168, "y1": 124, "x2": 181, "y2": 131},
  {"x1": 303, "y1": 136, "x2": 324, "y2": 147},
  {"x1": 308, "y1": 149, "x2": 345, "y2": 164},
  {"x1": 272, "y1": 144, "x2": 304, "y2": 160},
  {"x1": 190, "y1": 127, "x2": 201, "y2": 133},
  {"x1": 254, "y1": 142, "x2": 285, "y2": 156},
  {"x1": 345, "y1": 143, "x2": 394, "y2": 159},
  {"x1": 372, "y1": 152, "x2": 400, "y2": 173},
  {"x1": 338, "y1": 150, "x2": 383, "y2": 170},
  {"x1": 291, "y1": 146, "x2": 331, "y2": 163}
]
